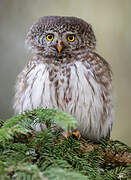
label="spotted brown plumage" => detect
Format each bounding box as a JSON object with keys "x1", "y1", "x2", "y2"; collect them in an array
[{"x1": 14, "y1": 16, "x2": 113, "y2": 142}]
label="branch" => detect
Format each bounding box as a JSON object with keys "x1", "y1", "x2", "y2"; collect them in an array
[{"x1": 0, "y1": 108, "x2": 130, "y2": 180}]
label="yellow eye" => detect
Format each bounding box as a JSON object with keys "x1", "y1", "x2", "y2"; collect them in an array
[
  {"x1": 67, "y1": 34, "x2": 75, "y2": 42},
  {"x1": 46, "y1": 34, "x2": 54, "y2": 41}
]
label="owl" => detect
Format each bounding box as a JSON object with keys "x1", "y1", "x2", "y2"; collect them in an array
[{"x1": 14, "y1": 16, "x2": 113, "y2": 142}]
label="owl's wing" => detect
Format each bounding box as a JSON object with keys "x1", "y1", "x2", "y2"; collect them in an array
[
  {"x1": 13, "y1": 60, "x2": 37, "y2": 114},
  {"x1": 84, "y1": 52, "x2": 113, "y2": 138},
  {"x1": 88, "y1": 52, "x2": 112, "y2": 84}
]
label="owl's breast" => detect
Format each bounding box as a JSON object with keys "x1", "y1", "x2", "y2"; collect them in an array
[
  {"x1": 44, "y1": 61, "x2": 104, "y2": 117},
  {"x1": 24, "y1": 61, "x2": 104, "y2": 113}
]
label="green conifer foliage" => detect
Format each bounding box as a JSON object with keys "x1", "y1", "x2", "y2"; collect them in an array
[{"x1": 0, "y1": 108, "x2": 130, "y2": 179}]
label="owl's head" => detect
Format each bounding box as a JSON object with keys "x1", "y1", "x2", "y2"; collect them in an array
[{"x1": 26, "y1": 16, "x2": 96, "y2": 58}]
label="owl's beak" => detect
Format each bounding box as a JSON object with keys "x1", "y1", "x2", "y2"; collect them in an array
[{"x1": 56, "y1": 40, "x2": 63, "y2": 53}]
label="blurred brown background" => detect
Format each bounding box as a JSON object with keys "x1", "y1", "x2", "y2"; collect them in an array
[{"x1": 0, "y1": 0, "x2": 130, "y2": 146}]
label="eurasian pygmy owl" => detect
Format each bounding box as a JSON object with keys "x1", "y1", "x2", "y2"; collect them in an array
[{"x1": 14, "y1": 16, "x2": 113, "y2": 142}]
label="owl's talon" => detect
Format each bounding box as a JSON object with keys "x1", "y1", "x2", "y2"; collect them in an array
[{"x1": 62, "y1": 130, "x2": 81, "y2": 139}]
